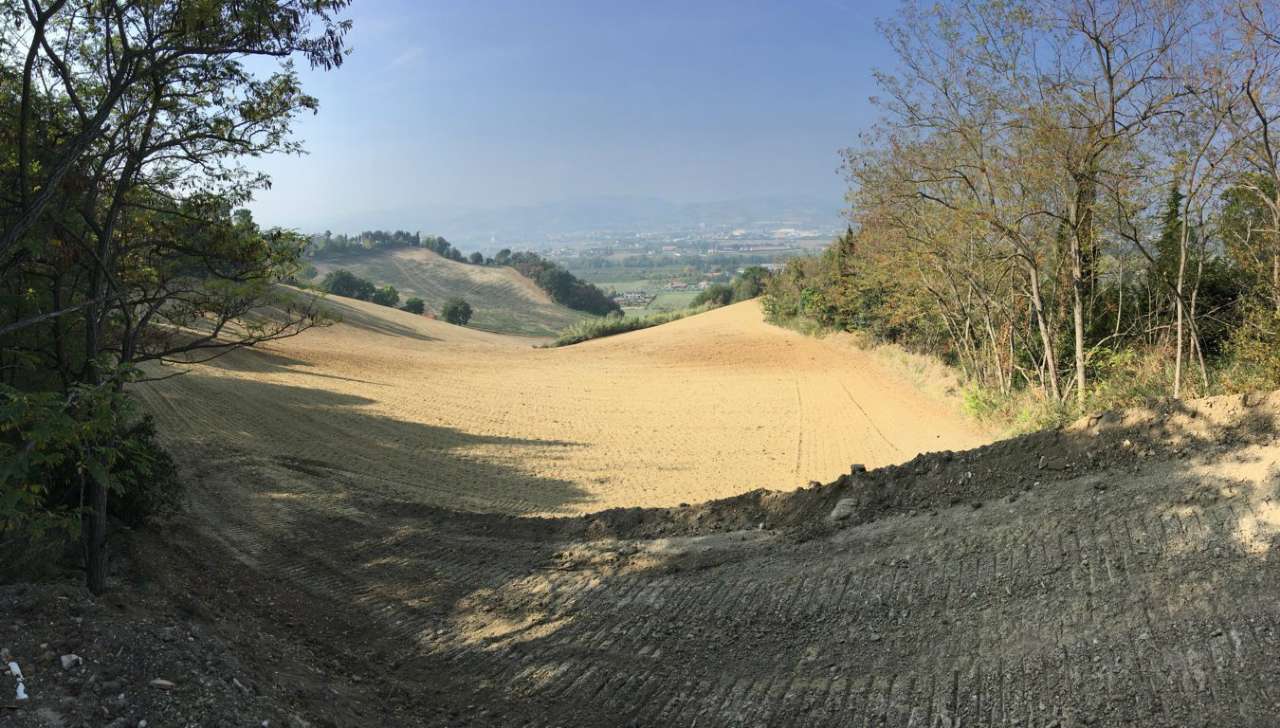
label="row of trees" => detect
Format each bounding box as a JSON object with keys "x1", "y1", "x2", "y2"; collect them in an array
[
  {"x1": 320, "y1": 270, "x2": 400, "y2": 308},
  {"x1": 693, "y1": 266, "x2": 771, "y2": 307},
  {"x1": 769, "y1": 0, "x2": 1280, "y2": 414},
  {"x1": 0, "y1": 1, "x2": 352, "y2": 591},
  {"x1": 505, "y1": 251, "x2": 622, "y2": 316},
  {"x1": 306, "y1": 230, "x2": 471, "y2": 261}
]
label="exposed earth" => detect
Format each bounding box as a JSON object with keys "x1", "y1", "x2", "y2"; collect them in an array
[{"x1": 5, "y1": 301, "x2": 1280, "y2": 727}]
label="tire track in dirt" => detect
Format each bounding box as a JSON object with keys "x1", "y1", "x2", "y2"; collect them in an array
[{"x1": 157, "y1": 434, "x2": 1280, "y2": 727}]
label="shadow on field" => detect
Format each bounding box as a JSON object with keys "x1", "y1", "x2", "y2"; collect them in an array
[
  {"x1": 198, "y1": 345, "x2": 392, "y2": 386},
  {"x1": 315, "y1": 296, "x2": 442, "y2": 343}
]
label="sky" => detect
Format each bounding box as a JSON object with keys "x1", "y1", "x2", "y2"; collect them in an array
[{"x1": 246, "y1": 0, "x2": 898, "y2": 232}]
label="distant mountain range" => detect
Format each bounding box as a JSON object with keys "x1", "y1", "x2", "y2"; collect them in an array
[{"x1": 309, "y1": 195, "x2": 846, "y2": 247}]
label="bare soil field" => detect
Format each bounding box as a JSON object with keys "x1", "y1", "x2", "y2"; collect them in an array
[
  {"x1": 310, "y1": 248, "x2": 590, "y2": 336},
  {"x1": 8, "y1": 302, "x2": 1280, "y2": 727},
  {"x1": 134, "y1": 297, "x2": 992, "y2": 516}
]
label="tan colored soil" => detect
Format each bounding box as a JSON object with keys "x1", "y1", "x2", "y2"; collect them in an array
[
  {"x1": 8, "y1": 300, "x2": 1279, "y2": 726},
  {"x1": 135, "y1": 297, "x2": 992, "y2": 516}
]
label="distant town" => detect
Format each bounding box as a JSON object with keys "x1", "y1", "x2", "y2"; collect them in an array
[{"x1": 532, "y1": 224, "x2": 838, "y2": 312}]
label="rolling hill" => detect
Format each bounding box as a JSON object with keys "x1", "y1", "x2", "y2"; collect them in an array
[
  {"x1": 310, "y1": 247, "x2": 591, "y2": 336},
  {"x1": 137, "y1": 297, "x2": 990, "y2": 516},
  {"x1": 117, "y1": 298, "x2": 1280, "y2": 725}
]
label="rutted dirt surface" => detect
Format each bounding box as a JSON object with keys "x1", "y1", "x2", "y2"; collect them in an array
[{"x1": 7, "y1": 310, "x2": 1280, "y2": 726}]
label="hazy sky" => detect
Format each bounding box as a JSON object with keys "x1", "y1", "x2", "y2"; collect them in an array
[{"x1": 247, "y1": 0, "x2": 897, "y2": 231}]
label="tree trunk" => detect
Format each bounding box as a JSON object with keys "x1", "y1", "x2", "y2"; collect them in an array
[{"x1": 1027, "y1": 265, "x2": 1062, "y2": 402}]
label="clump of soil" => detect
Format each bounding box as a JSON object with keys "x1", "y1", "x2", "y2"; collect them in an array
[{"x1": 0, "y1": 581, "x2": 295, "y2": 728}]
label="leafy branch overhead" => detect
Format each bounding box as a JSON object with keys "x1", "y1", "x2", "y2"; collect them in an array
[{"x1": 0, "y1": 0, "x2": 352, "y2": 593}]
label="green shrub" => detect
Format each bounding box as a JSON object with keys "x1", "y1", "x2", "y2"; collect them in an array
[
  {"x1": 371, "y1": 284, "x2": 399, "y2": 307},
  {"x1": 401, "y1": 297, "x2": 426, "y2": 315},
  {"x1": 553, "y1": 305, "x2": 714, "y2": 346},
  {"x1": 1, "y1": 385, "x2": 182, "y2": 582},
  {"x1": 441, "y1": 298, "x2": 473, "y2": 326},
  {"x1": 108, "y1": 416, "x2": 182, "y2": 528},
  {"x1": 321, "y1": 269, "x2": 376, "y2": 300}
]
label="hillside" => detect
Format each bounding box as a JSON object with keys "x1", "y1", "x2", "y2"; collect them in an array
[
  {"x1": 311, "y1": 247, "x2": 590, "y2": 336},
  {"x1": 9, "y1": 300, "x2": 1280, "y2": 725},
  {"x1": 134, "y1": 298, "x2": 991, "y2": 515}
]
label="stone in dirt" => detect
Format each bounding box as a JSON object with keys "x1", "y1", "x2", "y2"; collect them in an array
[
  {"x1": 149, "y1": 678, "x2": 176, "y2": 689},
  {"x1": 827, "y1": 498, "x2": 858, "y2": 522},
  {"x1": 59, "y1": 653, "x2": 82, "y2": 670}
]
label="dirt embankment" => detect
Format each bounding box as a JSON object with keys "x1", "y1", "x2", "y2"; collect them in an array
[{"x1": 6, "y1": 390, "x2": 1280, "y2": 726}]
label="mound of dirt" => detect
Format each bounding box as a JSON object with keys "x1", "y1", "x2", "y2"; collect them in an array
[{"x1": 576, "y1": 390, "x2": 1280, "y2": 542}]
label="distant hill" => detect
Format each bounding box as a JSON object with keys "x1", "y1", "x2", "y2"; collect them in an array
[
  {"x1": 311, "y1": 248, "x2": 591, "y2": 337},
  {"x1": 432, "y1": 195, "x2": 843, "y2": 244},
  {"x1": 299, "y1": 195, "x2": 844, "y2": 246}
]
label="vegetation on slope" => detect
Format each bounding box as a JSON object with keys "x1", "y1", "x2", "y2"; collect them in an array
[
  {"x1": 552, "y1": 306, "x2": 715, "y2": 346},
  {"x1": 553, "y1": 267, "x2": 771, "y2": 346},
  {"x1": 304, "y1": 231, "x2": 621, "y2": 318},
  {"x1": 765, "y1": 2, "x2": 1280, "y2": 431},
  {"x1": 309, "y1": 248, "x2": 592, "y2": 336},
  {"x1": 0, "y1": 1, "x2": 351, "y2": 592}
]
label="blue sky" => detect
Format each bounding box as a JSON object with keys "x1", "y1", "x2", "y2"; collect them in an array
[{"x1": 247, "y1": 0, "x2": 897, "y2": 231}]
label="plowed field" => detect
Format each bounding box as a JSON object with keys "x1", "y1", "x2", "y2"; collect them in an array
[{"x1": 136, "y1": 297, "x2": 991, "y2": 516}]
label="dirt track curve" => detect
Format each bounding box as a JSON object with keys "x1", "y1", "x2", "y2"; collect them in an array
[{"x1": 120, "y1": 302, "x2": 1280, "y2": 727}]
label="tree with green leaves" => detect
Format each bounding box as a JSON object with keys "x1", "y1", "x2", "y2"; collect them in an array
[
  {"x1": 371, "y1": 285, "x2": 400, "y2": 308},
  {"x1": 401, "y1": 297, "x2": 426, "y2": 315},
  {"x1": 441, "y1": 298, "x2": 473, "y2": 326},
  {"x1": 0, "y1": 0, "x2": 352, "y2": 593}
]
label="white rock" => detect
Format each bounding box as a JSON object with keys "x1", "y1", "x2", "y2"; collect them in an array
[
  {"x1": 149, "y1": 678, "x2": 176, "y2": 690},
  {"x1": 827, "y1": 498, "x2": 858, "y2": 522},
  {"x1": 59, "y1": 654, "x2": 82, "y2": 670}
]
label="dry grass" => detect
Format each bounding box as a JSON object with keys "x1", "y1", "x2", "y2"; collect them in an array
[
  {"x1": 135, "y1": 298, "x2": 993, "y2": 516},
  {"x1": 311, "y1": 248, "x2": 591, "y2": 336}
]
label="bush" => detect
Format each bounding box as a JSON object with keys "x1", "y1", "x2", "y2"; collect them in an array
[
  {"x1": 321, "y1": 269, "x2": 376, "y2": 301},
  {"x1": 441, "y1": 298, "x2": 473, "y2": 326},
  {"x1": 371, "y1": 284, "x2": 399, "y2": 308},
  {"x1": 401, "y1": 297, "x2": 426, "y2": 315},
  {"x1": 1, "y1": 385, "x2": 180, "y2": 582},
  {"x1": 692, "y1": 283, "x2": 734, "y2": 307},
  {"x1": 553, "y1": 305, "x2": 714, "y2": 346},
  {"x1": 108, "y1": 416, "x2": 182, "y2": 528}
]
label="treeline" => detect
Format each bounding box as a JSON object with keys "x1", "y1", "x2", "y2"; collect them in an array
[
  {"x1": 307, "y1": 229, "x2": 485, "y2": 264},
  {"x1": 693, "y1": 266, "x2": 770, "y2": 308},
  {"x1": 0, "y1": 2, "x2": 351, "y2": 591},
  {"x1": 572, "y1": 253, "x2": 777, "y2": 271},
  {"x1": 767, "y1": 0, "x2": 1280, "y2": 424},
  {"x1": 306, "y1": 234, "x2": 620, "y2": 316},
  {"x1": 502, "y1": 251, "x2": 621, "y2": 316}
]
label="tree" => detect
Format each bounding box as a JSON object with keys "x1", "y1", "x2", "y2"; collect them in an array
[
  {"x1": 321, "y1": 270, "x2": 376, "y2": 301},
  {"x1": 371, "y1": 285, "x2": 400, "y2": 308},
  {"x1": 441, "y1": 298, "x2": 473, "y2": 326},
  {"x1": 494, "y1": 249, "x2": 512, "y2": 265},
  {"x1": 0, "y1": 0, "x2": 351, "y2": 593},
  {"x1": 402, "y1": 297, "x2": 426, "y2": 315},
  {"x1": 469, "y1": 251, "x2": 485, "y2": 265}
]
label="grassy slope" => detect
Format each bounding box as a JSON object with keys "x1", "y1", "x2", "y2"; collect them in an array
[{"x1": 311, "y1": 248, "x2": 592, "y2": 336}]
